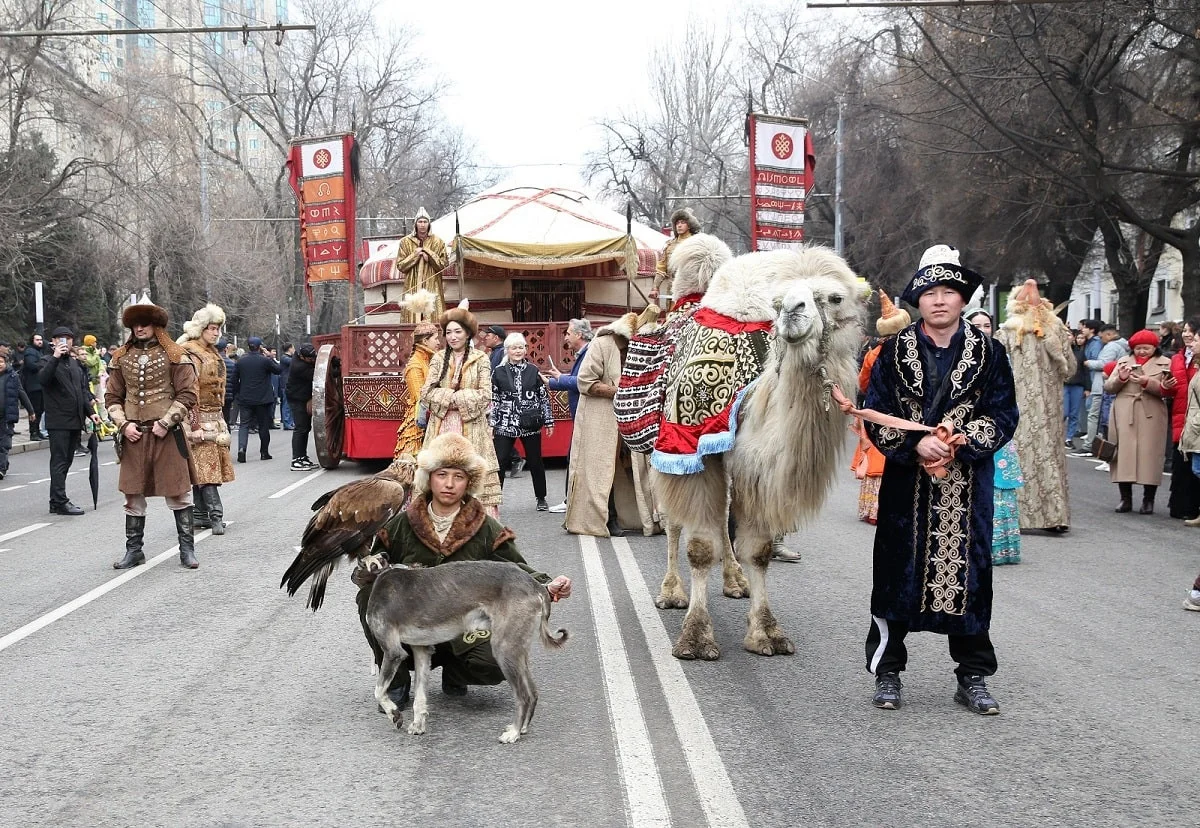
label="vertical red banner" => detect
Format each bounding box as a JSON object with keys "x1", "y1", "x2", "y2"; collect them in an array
[
  {"x1": 748, "y1": 114, "x2": 815, "y2": 252},
  {"x1": 287, "y1": 133, "x2": 358, "y2": 292}
]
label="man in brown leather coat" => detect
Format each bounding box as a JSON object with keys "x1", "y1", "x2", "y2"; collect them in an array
[{"x1": 105, "y1": 300, "x2": 200, "y2": 569}]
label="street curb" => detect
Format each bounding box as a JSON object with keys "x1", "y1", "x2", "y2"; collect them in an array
[{"x1": 11, "y1": 438, "x2": 47, "y2": 455}]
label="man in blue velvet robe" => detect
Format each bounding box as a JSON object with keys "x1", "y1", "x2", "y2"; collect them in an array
[{"x1": 862, "y1": 245, "x2": 1018, "y2": 715}]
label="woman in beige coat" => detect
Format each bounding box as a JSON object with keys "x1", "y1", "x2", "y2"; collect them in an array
[
  {"x1": 1105, "y1": 329, "x2": 1178, "y2": 513},
  {"x1": 420, "y1": 302, "x2": 503, "y2": 514}
]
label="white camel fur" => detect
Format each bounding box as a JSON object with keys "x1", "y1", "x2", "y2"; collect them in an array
[
  {"x1": 651, "y1": 246, "x2": 864, "y2": 659},
  {"x1": 651, "y1": 233, "x2": 750, "y2": 608}
]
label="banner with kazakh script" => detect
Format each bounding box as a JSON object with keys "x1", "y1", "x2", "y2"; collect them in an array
[
  {"x1": 748, "y1": 113, "x2": 815, "y2": 251},
  {"x1": 286, "y1": 134, "x2": 359, "y2": 294}
]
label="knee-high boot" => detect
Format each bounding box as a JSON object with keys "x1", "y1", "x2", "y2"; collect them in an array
[
  {"x1": 192, "y1": 485, "x2": 212, "y2": 529},
  {"x1": 206, "y1": 486, "x2": 225, "y2": 535},
  {"x1": 175, "y1": 508, "x2": 198, "y2": 568},
  {"x1": 1140, "y1": 485, "x2": 1157, "y2": 515},
  {"x1": 1115, "y1": 482, "x2": 1133, "y2": 513},
  {"x1": 114, "y1": 515, "x2": 146, "y2": 570}
]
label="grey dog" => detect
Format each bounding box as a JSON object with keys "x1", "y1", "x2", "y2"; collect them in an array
[{"x1": 365, "y1": 560, "x2": 568, "y2": 744}]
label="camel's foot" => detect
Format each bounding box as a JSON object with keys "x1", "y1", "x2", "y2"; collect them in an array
[
  {"x1": 743, "y1": 626, "x2": 796, "y2": 656},
  {"x1": 673, "y1": 612, "x2": 720, "y2": 660},
  {"x1": 655, "y1": 574, "x2": 689, "y2": 609},
  {"x1": 722, "y1": 571, "x2": 750, "y2": 599}
]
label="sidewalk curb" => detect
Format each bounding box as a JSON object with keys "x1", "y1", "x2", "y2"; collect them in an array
[{"x1": 11, "y1": 437, "x2": 48, "y2": 455}]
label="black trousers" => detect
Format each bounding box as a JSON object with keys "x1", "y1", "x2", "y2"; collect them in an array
[
  {"x1": 223, "y1": 398, "x2": 236, "y2": 428},
  {"x1": 1168, "y1": 446, "x2": 1200, "y2": 519},
  {"x1": 865, "y1": 616, "x2": 997, "y2": 680},
  {"x1": 27, "y1": 389, "x2": 44, "y2": 426},
  {"x1": 237, "y1": 403, "x2": 273, "y2": 454},
  {"x1": 290, "y1": 398, "x2": 312, "y2": 460},
  {"x1": 355, "y1": 582, "x2": 505, "y2": 691},
  {"x1": 493, "y1": 433, "x2": 547, "y2": 499},
  {"x1": 47, "y1": 429, "x2": 76, "y2": 507}
]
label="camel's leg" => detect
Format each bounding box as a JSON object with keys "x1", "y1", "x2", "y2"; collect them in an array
[
  {"x1": 673, "y1": 535, "x2": 720, "y2": 660},
  {"x1": 656, "y1": 520, "x2": 689, "y2": 609},
  {"x1": 736, "y1": 530, "x2": 795, "y2": 656},
  {"x1": 720, "y1": 520, "x2": 750, "y2": 599}
]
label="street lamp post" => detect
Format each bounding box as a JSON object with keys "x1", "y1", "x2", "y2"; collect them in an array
[{"x1": 774, "y1": 62, "x2": 845, "y2": 256}]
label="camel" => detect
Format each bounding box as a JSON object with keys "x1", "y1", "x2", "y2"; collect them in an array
[{"x1": 650, "y1": 246, "x2": 864, "y2": 659}]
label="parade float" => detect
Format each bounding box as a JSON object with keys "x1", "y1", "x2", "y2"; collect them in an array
[{"x1": 308, "y1": 184, "x2": 668, "y2": 468}]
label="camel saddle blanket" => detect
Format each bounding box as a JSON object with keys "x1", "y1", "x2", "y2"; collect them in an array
[
  {"x1": 615, "y1": 293, "x2": 704, "y2": 454},
  {"x1": 650, "y1": 306, "x2": 773, "y2": 475}
]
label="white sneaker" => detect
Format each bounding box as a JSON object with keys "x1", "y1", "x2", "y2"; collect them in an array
[
  {"x1": 1095, "y1": 461, "x2": 1110, "y2": 472},
  {"x1": 547, "y1": 501, "x2": 567, "y2": 513}
]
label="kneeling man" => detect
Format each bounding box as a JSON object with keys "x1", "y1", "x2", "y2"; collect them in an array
[{"x1": 354, "y1": 432, "x2": 571, "y2": 706}]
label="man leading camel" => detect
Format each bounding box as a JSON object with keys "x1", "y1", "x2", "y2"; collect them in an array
[{"x1": 862, "y1": 245, "x2": 1018, "y2": 715}]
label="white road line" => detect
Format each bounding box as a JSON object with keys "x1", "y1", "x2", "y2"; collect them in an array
[
  {"x1": 612, "y1": 538, "x2": 750, "y2": 828},
  {"x1": 580, "y1": 535, "x2": 671, "y2": 827},
  {"x1": 102, "y1": 461, "x2": 115, "y2": 467},
  {"x1": 268, "y1": 469, "x2": 326, "y2": 499},
  {"x1": 30, "y1": 477, "x2": 50, "y2": 484},
  {"x1": 0, "y1": 523, "x2": 52, "y2": 544},
  {"x1": 0, "y1": 526, "x2": 220, "y2": 654},
  {"x1": 2, "y1": 485, "x2": 26, "y2": 492}
]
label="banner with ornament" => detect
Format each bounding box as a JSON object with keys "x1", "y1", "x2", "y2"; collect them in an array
[
  {"x1": 286, "y1": 133, "x2": 360, "y2": 300},
  {"x1": 748, "y1": 113, "x2": 815, "y2": 251}
]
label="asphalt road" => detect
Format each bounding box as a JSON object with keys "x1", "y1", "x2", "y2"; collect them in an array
[{"x1": 0, "y1": 436, "x2": 1195, "y2": 827}]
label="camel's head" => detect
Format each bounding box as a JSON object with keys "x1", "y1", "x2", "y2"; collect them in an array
[{"x1": 771, "y1": 248, "x2": 864, "y2": 348}]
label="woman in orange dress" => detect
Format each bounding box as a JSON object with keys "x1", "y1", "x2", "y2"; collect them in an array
[
  {"x1": 852, "y1": 292, "x2": 909, "y2": 523},
  {"x1": 393, "y1": 321, "x2": 440, "y2": 461}
]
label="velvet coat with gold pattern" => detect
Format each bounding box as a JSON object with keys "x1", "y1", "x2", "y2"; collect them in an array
[{"x1": 863, "y1": 321, "x2": 1018, "y2": 635}]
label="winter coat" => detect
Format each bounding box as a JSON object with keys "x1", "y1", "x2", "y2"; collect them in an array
[
  {"x1": 489, "y1": 360, "x2": 553, "y2": 439},
  {"x1": 1, "y1": 368, "x2": 33, "y2": 424},
  {"x1": 223, "y1": 356, "x2": 237, "y2": 402},
  {"x1": 1105, "y1": 354, "x2": 1173, "y2": 486},
  {"x1": 1168, "y1": 349, "x2": 1197, "y2": 442},
  {"x1": 22, "y1": 344, "x2": 44, "y2": 393},
  {"x1": 393, "y1": 344, "x2": 433, "y2": 459},
  {"x1": 181, "y1": 339, "x2": 234, "y2": 485},
  {"x1": 1066, "y1": 343, "x2": 1089, "y2": 387},
  {"x1": 233, "y1": 350, "x2": 281, "y2": 405},
  {"x1": 37, "y1": 353, "x2": 93, "y2": 430},
  {"x1": 278, "y1": 354, "x2": 292, "y2": 399},
  {"x1": 286, "y1": 356, "x2": 315, "y2": 403},
  {"x1": 420, "y1": 347, "x2": 502, "y2": 508},
  {"x1": 1177, "y1": 372, "x2": 1200, "y2": 456},
  {"x1": 863, "y1": 321, "x2": 1019, "y2": 635}
]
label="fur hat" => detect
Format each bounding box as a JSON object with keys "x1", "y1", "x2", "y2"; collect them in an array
[
  {"x1": 122, "y1": 298, "x2": 169, "y2": 329},
  {"x1": 82, "y1": 334, "x2": 97, "y2": 347},
  {"x1": 875, "y1": 291, "x2": 911, "y2": 337},
  {"x1": 900, "y1": 244, "x2": 982, "y2": 306},
  {"x1": 412, "y1": 321, "x2": 439, "y2": 342},
  {"x1": 414, "y1": 433, "x2": 486, "y2": 496},
  {"x1": 177, "y1": 303, "x2": 227, "y2": 343},
  {"x1": 439, "y1": 298, "x2": 477, "y2": 340},
  {"x1": 669, "y1": 208, "x2": 701, "y2": 236},
  {"x1": 598, "y1": 312, "x2": 639, "y2": 341},
  {"x1": 414, "y1": 206, "x2": 431, "y2": 222},
  {"x1": 668, "y1": 234, "x2": 732, "y2": 298}
]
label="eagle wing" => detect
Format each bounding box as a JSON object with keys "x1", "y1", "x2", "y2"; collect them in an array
[{"x1": 280, "y1": 475, "x2": 410, "y2": 611}]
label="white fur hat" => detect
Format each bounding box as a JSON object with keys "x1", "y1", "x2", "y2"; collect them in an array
[
  {"x1": 414, "y1": 206, "x2": 431, "y2": 221},
  {"x1": 414, "y1": 433, "x2": 486, "y2": 496},
  {"x1": 177, "y1": 303, "x2": 227, "y2": 343}
]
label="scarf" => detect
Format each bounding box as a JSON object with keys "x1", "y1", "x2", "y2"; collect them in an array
[{"x1": 428, "y1": 503, "x2": 462, "y2": 543}]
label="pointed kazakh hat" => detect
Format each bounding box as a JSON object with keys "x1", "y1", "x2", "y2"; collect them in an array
[
  {"x1": 414, "y1": 206, "x2": 431, "y2": 221},
  {"x1": 875, "y1": 290, "x2": 911, "y2": 337},
  {"x1": 900, "y1": 244, "x2": 983, "y2": 306}
]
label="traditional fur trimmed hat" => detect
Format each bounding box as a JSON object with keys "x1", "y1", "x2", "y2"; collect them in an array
[
  {"x1": 900, "y1": 244, "x2": 983, "y2": 306},
  {"x1": 414, "y1": 206, "x2": 431, "y2": 221},
  {"x1": 414, "y1": 433, "x2": 487, "y2": 496},
  {"x1": 122, "y1": 297, "x2": 169, "y2": 329},
  {"x1": 412, "y1": 321, "x2": 439, "y2": 342},
  {"x1": 177, "y1": 303, "x2": 227, "y2": 343},
  {"x1": 669, "y1": 207, "x2": 701, "y2": 235},
  {"x1": 875, "y1": 291, "x2": 911, "y2": 337},
  {"x1": 439, "y1": 298, "x2": 477, "y2": 340}
]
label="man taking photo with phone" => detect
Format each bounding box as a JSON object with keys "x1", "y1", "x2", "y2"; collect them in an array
[{"x1": 38, "y1": 326, "x2": 99, "y2": 515}]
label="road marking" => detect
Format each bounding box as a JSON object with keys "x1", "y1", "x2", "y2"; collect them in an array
[
  {"x1": 580, "y1": 535, "x2": 671, "y2": 827},
  {"x1": 268, "y1": 469, "x2": 326, "y2": 499},
  {"x1": 102, "y1": 461, "x2": 115, "y2": 467},
  {"x1": 0, "y1": 526, "x2": 221, "y2": 654},
  {"x1": 31, "y1": 478, "x2": 50, "y2": 484},
  {"x1": 1, "y1": 485, "x2": 26, "y2": 492},
  {"x1": 0, "y1": 523, "x2": 52, "y2": 544},
  {"x1": 612, "y1": 537, "x2": 751, "y2": 828}
]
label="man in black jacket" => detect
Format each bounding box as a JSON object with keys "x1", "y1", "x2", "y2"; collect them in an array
[
  {"x1": 22, "y1": 333, "x2": 47, "y2": 440},
  {"x1": 285, "y1": 344, "x2": 317, "y2": 470},
  {"x1": 38, "y1": 326, "x2": 99, "y2": 515},
  {"x1": 232, "y1": 336, "x2": 280, "y2": 463}
]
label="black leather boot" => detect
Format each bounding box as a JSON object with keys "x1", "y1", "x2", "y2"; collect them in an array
[
  {"x1": 1140, "y1": 485, "x2": 1157, "y2": 515},
  {"x1": 114, "y1": 515, "x2": 146, "y2": 569},
  {"x1": 206, "y1": 486, "x2": 225, "y2": 535},
  {"x1": 175, "y1": 508, "x2": 198, "y2": 568},
  {"x1": 1115, "y1": 483, "x2": 1133, "y2": 513},
  {"x1": 192, "y1": 485, "x2": 212, "y2": 530}
]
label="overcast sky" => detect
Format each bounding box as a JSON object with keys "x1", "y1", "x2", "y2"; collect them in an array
[{"x1": 400, "y1": 0, "x2": 746, "y2": 193}]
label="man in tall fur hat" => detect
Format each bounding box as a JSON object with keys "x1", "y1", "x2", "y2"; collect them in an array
[
  {"x1": 649, "y1": 207, "x2": 701, "y2": 303},
  {"x1": 396, "y1": 207, "x2": 449, "y2": 322},
  {"x1": 352, "y1": 432, "x2": 572, "y2": 706},
  {"x1": 106, "y1": 299, "x2": 201, "y2": 569},
  {"x1": 177, "y1": 303, "x2": 235, "y2": 535},
  {"x1": 862, "y1": 244, "x2": 1018, "y2": 715}
]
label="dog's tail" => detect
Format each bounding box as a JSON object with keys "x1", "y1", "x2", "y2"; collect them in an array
[{"x1": 540, "y1": 592, "x2": 569, "y2": 649}]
